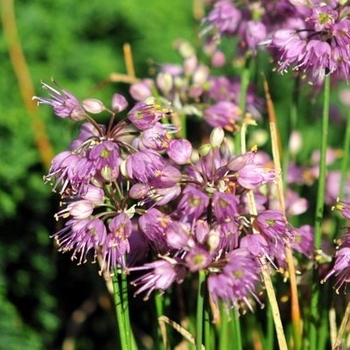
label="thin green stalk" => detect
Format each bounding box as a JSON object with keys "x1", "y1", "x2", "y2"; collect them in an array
[
  {"x1": 112, "y1": 272, "x2": 130, "y2": 350},
  {"x1": 196, "y1": 270, "x2": 206, "y2": 350},
  {"x1": 339, "y1": 108, "x2": 350, "y2": 200},
  {"x1": 266, "y1": 302, "x2": 274, "y2": 350},
  {"x1": 155, "y1": 294, "x2": 165, "y2": 350},
  {"x1": 231, "y1": 311, "x2": 243, "y2": 350},
  {"x1": 235, "y1": 55, "x2": 251, "y2": 154},
  {"x1": 120, "y1": 272, "x2": 134, "y2": 350},
  {"x1": 204, "y1": 296, "x2": 211, "y2": 350},
  {"x1": 218, "y1": 304, "x2": 228, "y2": 350},
  {"x1": 309, "y1": 75, "x2": 331, "y2": 350}
]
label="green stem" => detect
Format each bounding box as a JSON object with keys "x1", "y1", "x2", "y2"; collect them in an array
[
  {"x1": 232, "y1": 311, "x2": 243, "y2": 350},
  {"x1": 266, "y1": 302, "x2": 274, "y2": 350},
  {"x1": 204, "y1": 297, "x2": 211, "y2": 350},
  {"x1": 112, "y1": 272, "x2": 130, "y2": 350},
  {"x1": 196, "y1": 270, "x2": 206, "y2": 350},
  {"x1": 154, "y1": 294, "x2": 165, "y2": 350},
  {"x1": 235, "y1": 55, "x2": 251, "y2": 154},
  {"x1": 339, "y1": 108, "x2": 350, "y2": 200},
  {"x1": 121, "y1": 272, "x2": 133, "y2": 350},
  {"x1": 218, "y1": 304, "x2": 228, "y2": 350},
  {"x1": 309, "y1": 75, "x2": 331, "y2": 350}
]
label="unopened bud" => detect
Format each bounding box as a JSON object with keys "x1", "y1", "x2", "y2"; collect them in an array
[
  {"x1": 82, "y1": 98, "x2": 105, "y2": 114},
  {"x1": 111, "y1": 93, "x2": 128, "y2": 112},
  {"x1": 198, "y1": 143, "x2": 212, "y2": 156},
  {"x1": 209, "y1": 127, "x2": 225, "y2": 148}
]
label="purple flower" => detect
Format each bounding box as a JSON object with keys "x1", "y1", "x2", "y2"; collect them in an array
[
  {"x1": 125, "y1": 150, "x2": 165, "y2": 183},
  {"x1": 322, "y1": 247, "x2": 350, "y2": 292},
  {"x1": 139, "y1": 122, "x2": 169, "y2": 151},
  {"x1": 255, "y1": 210, "x2": 290, "y2": 241},
  {"x1": 185, "y1": 246, "x2": 212, "y2": 272},
  {"x1": 149, "y1": 165, "x2": 182, "y2": 188},
  {"x1": 88, "y1": 140, "x2": 121, "y2": 182},
  {"x1": 207, "y1": 248, "x2": 261, "y2": 311},
  {"x1": 127, "y1": 101, "x2": 164, "y2": 130},
  {"x1": 203, "y1": 0, "x2": 242, "y2": 36},
  {"x1": 334, "y1": 200, "x2": 350, "y2": 221},
  {"x1": 44, "y1": 151, "x2": 95, "y2": 195},
  {"x1": 52, "y1": 218, "x2": 107, "y2": 265},
  {"x1": 174, "y1": 185, "x2": 209, "y2": 221},
  {"x1": 166, "y1": 139, "x2": 193, "y2": 165},
  {"x1": 69, "y1": 122, "x2": 105, "y2": 150},
  {"x1": 237, "y1": 164, "x2": 275, "y2": 190},
  {"x1": 99, "y1": 213, "x2": 132, "y2": 271},
  {"x1": 243, "y1": 20, "x2": 267, "y2": 52},
  {"x1": 55, "y1": 199, "x2": 94, "y2": 220},
  {"x1": 291, "y1": 225, "x2": 314, "y2": 258},
  {"x1": 131, "y1": 259, "x2": 186, "y2": 300},
  {"x1": 138, "y1": 209, "x2": 171, "y2": 253},
  {"x1": 33, "y1": 81, "x2": 86, "y2": 120},
  {"x1": 111, "y1": 93, "x2": 128, "y2": 112},
  {"x1": 129, "y1": 79, "x2": 154, "y2": 101},
  {"x1": 166, "y1": 221, "x2": 192, "y2": 250},
  {"x1": 212, "y1": 191, "x2": 239, "y2": 222},
  {"x1": 204, "y1": 101, "x2": 241, "y2": 132}
]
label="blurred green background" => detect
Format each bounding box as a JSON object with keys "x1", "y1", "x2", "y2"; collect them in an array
[{"x1": 0, "y1": 1, "x2": 197, "y2": 349}]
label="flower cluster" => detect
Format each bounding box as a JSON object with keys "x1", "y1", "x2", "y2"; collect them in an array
[
  {"x1": 202, "y1": 0, "x2": 350, "y2": 84},
  {"x1": 34, "y1": 79, "x2": 311, "y2": 312}
]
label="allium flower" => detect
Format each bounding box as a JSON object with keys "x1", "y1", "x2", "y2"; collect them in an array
[
  {"x1": 125, "y1": 150, "x2": 165, "y2": 183},
  {"x1": 127, "y1": 101, "x2": 165, "y2": 130},
  {"x1": 138, "y1": 208, "x2": 172, "y2": 253},
  {"x1": 175, "y1": 185, "x2": 209, "y2": 221},
  {"x1": 212, "y1": 191, "x2": 239, "y2": 222},
  {"x1": 44, "y1": 151, "x2": 95, "y2": 195},
  {"x1": 99, "y1": 213, "x2": 133, "y2": 271},
  {"x1": 322, "y1": 247, "x2": 350, "y2": 292},
  {"x1": 255, "y1": 210, "x2": 291, "y2": 242},
  {"x1": 202, "y1": 0, "x2": 242, "y2": 36},
  {"x1": 207, "y1": 248, "x2": 261, "y2": 311},
  {"x1": 138, "y1": 122, "x2": 170, "y2": 151},
  {"x1": 55, "y1": 199, "x2": 94, "y2": 220},
  {"x1": 334, "y1": 200, "x2": 350, "y2": 221},
  {"x1": 131, "y1": 259, "x2": 186, "y2": 300},
  {"x1": 166, "y1": 139, "x2": 193, "y2": 165},
  {"x1": 185, "y1": 246, "x2": 212, "y2": 272},
  {"x1": 33, "y1": 81, "x2": 86, "y2": 120},
  {"x1": 242, "y1": 20, "x2": 267, "y2": 51},
  {"x1": 88, "y1": 140, "x2": 121, "y2": 182},
  {"x1": 204, "y1": 101, "x2": 241, "y2": 132},
  {"x1": 237, "y1": 164, "x2": 275, "y2": 190},
  {"x1": 291, "y1": 225, "x2": 314, "y2": 258},
  {"x1": 53, "y1": 218, "x2": 107, "y2": 265}
]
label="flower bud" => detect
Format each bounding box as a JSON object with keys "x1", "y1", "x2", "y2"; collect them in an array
[
  {"x1": 111, "y1": 93, "x2": 128, "y2": 112},
  {"x1": 167, "y1": 139, "x2": 193, "y2": 165},
  {"x1": 209, "y1": 127, "x2": 225, "y2": 148},
  {"x1": 198, "y1": 143, "x2": 212, "y2": 156},
  {"x1": 156, "y1": 72, "x2": 173, "y2": 95},
  {"x1": 82, "y1": 98, "x2": 105, "y2": 114}
]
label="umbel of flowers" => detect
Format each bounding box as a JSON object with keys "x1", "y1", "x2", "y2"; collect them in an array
[{"x1": 33, "y1": 81, "x2": 311, "y2": 313}]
